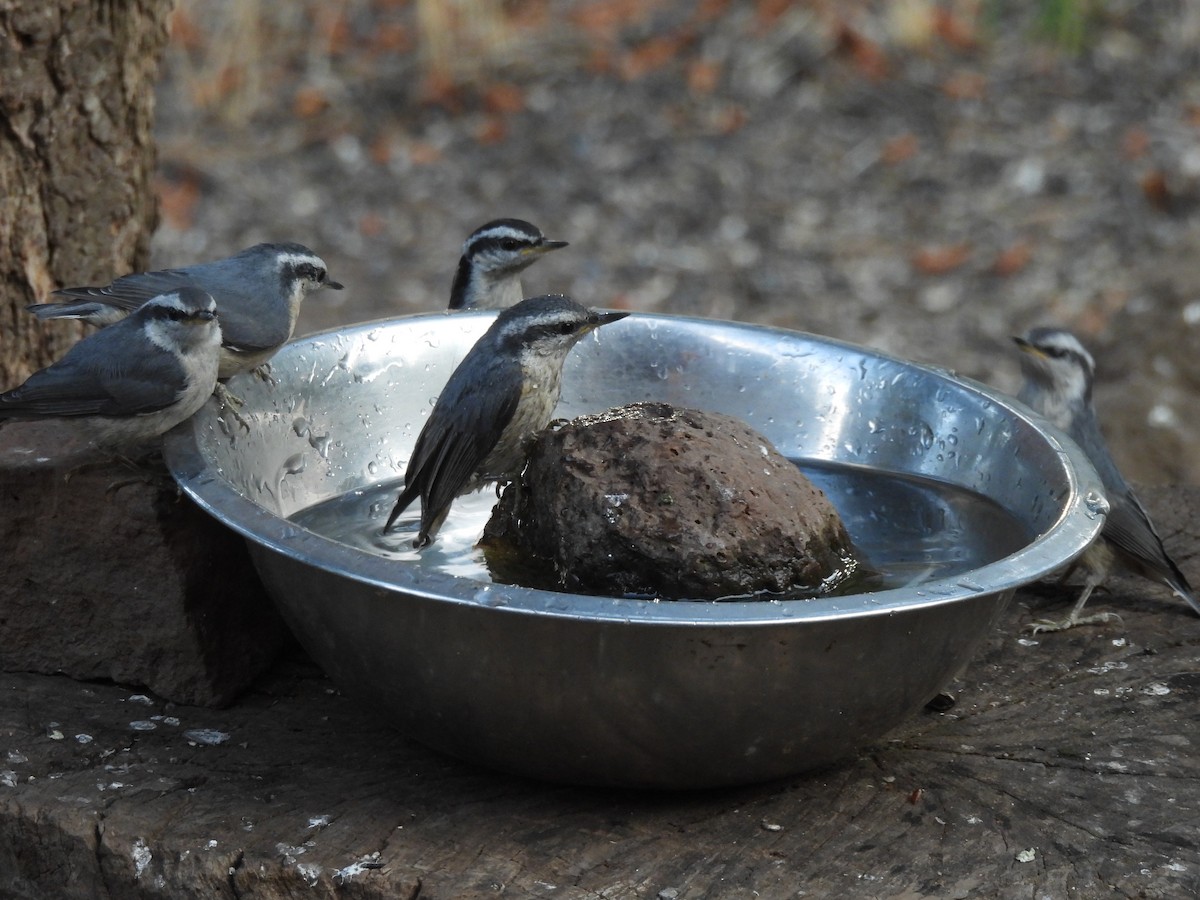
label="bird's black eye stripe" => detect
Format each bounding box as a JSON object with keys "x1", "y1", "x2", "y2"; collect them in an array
[
  {"x1": 500, "y1": 239, "x2": 523, "y2": 251},
  {"x1": 559, "y1": 321, "x2": 575, "y2": 335},
  {"x1": 292, "y1": 262, "x2": 325, "y2": 282},
  {"x1": 149, "y1": 305, "x2": 193, "y2": 321}
]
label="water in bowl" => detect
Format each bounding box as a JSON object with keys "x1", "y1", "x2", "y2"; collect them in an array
[{"x1": 289, "y1": 460, "x2": 1031, "y2": 599}]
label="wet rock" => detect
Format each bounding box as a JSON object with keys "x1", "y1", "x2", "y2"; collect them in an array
[
  {"x1": 0, "y1": 431, "x2": 287, "y2": 707},
  {"x1": 482, "y1": 402, "x2": 856, "y2": 599}
]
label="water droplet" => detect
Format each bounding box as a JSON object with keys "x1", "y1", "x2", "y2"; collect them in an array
[{"x1": 281, "y1": 454, "x2": 307, "y2": 477}]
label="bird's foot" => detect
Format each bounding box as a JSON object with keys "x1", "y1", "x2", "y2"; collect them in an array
[
  {"x1": 253, "y1": 363, "x2": 276, "y2": 386},
  {"x1": 213, "y1": 383, "x2": 252, "y2": 432},
  {"x1": 1026, "y1": 610, "x2": 1123, "y2": 634}
]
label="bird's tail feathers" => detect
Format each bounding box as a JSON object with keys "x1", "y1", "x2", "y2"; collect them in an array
[
  {"x1": 27, "y1": 301, "x2": 126, "y2": 325},
  {"x1": 1170, "y1": 577, "x2": 1200, "y2": 617},
  {"x1": 384, "y1": 483, "x2": 419, "y2": 533}
]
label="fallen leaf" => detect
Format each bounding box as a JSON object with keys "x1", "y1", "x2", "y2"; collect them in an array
[
  {"x1": 881, "y1": 132, "x2": 919, "y2": 165},
  {"x1": 359, "y1": 211, "x2": 386, "y2": 238},
  {"x1": 714, "y1": 104, "x2": 748, "y2": 135},
  {"x1": 912, "y1": 243, "x2": 971, "y2": 275},
  {"x1": 155, "y1": 173, "x2": 201, "y2": 232},
  {"x1": 992, "y1": 240, "x2": 1032, "y2": 276},
  {"x1": 320, "y1": 8, "x2": 351, "y2": 55},
  {"x1": 571, "y1": 0, "x2": 647, "y2": 39},
  {"x1": 369, "y1": 132, "x2": 394, "y2": 166},
  {"x1": 1120, "y1": 126, "x2": 1150, "y2": 161},
  {"x1": 586, "y1": 45, "x2": 614, "y2": 75},
  {"x1": 755, "y1": 0, "x2": 796, "y2": 31},
  {"x1": 484, "y1": 82, "x2": 525, "y2": 115},
  {"x1": 834, "y1": 20, "x2": 888, "y2": 81},
  {"x1": 933, "y1": 6, "x2": 978, "y2": 50},
  {"x1": 293, "y1": 86, "x2": 329, "y2": 119},
  {"x1": 371, "y1": 22, "x2": 412, "y2": 55},
  {"x1": 687, "y1": 58, "x2": 721, "y2": 95},
  {"x1": 476, "y1": 116, "x2": 508, "y2": 145},
  {"x1": 621, "y1": 34, "x2": 686, "y2": 79},
  {"x1": 1141, "y1": 168, "x2": 1171, "y2": 211},
  {"x1": 168, "y1": 7, "x2": 204, "y2": 51},
  {"x1": 420, "y1": 71, "x2": 464, "y2": 112},
  {"x1": 941, "y1": 69, "x2": 986, "y2": 101},
  {"x1": 408, "y1": 142, "x2": 443, "y2": 166},
  {"x1": 692, "y1": 0, "x2": 731, "y2": 25}
]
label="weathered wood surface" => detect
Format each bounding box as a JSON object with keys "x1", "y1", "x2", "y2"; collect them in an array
[
  {"x1": 0, "y1": 452, "x2": 288, "y2": 708},
  {"x1": 0, "y1": 487, "x2": 1197, "y2": 899}
]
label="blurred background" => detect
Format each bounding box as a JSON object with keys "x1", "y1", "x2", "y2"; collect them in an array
[{"x1": 151, "y1": 0, "x2": 1200, "y2": 485}]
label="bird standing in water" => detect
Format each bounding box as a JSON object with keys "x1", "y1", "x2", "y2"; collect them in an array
[{"x1": 386, "y1": 294, "x2": 628, "y2": 547}]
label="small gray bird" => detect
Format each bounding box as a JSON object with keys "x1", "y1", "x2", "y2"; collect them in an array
[
  {"x1": 385, "y1": 294, "x2": 629, "y2": 546},
  {"x1": 448, "y1": 219, "x2": 568, "y2": 310},
  {"x1": 1014, "y1": 327, "x2": 1200, "y2": 632},
  {"x1": 27, "y1": 242, "x2": 342, "y2": 380},
  {"x1": 0, "y1": 286, "x2": 222, "y2": 451}
]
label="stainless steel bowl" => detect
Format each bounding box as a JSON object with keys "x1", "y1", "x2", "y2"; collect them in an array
[{"x1": 165, "y1": 311, "x2": 1104, "y2": 788}]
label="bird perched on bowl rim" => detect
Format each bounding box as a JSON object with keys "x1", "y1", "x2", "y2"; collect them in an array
[
  {"x1": 0, "y1": 286, "x2": 222, "y2": 454},
  {"x1": 1013, "y1": 326, "x2": 1200, "y2": 632},
  {"x1": 448, "y1": 219, "x2": 568, "y2": 311},
  {"x1": 26, "y1": 242, "x2": 342, "y2": 381},
  {"x1": 385, "y1": 294, "x2": 629, "y2": 547}
]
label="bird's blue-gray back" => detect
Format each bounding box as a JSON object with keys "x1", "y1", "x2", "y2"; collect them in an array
[
  {"x1": 403, "y1": 349, "x2": 523, "y2": 517},
  {"x1": 0, "y1": 311, "x2": 188, "y2": 419}
]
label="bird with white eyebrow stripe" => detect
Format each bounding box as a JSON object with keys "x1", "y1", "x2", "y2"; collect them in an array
[
  {"x1": 448, "y1": 219, "x2": 568, "y2": 311},
  {"x1": 27, "y1": 242, "x2": 343, "y2": 381},
  {"x1": 1, "y1": 287, "x2": 222, "y2": 453},
  {"x1": 1014, "y1": 326, "x2": 1200, "y2": 632}
]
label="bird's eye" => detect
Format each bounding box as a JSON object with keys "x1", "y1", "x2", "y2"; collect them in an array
[
  {"x1": 501, "y1": 239, "x2": 522, "y2": 252},
  {"x1": 559, "y1": 322, "x2": 575, "y2": 335}
]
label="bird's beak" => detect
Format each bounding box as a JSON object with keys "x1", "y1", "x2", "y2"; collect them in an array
[
  {"x1": 525, "y1": 240, "x2": 569, "y2": 257},
  {"x1": 325, "y1": 278, "x2": 345, "y2": 290},
  {"x1": 1012, "y1": 335, "x2": 1041, "y2": 357},
  {"x1": 595, "y1": 310, "x2": 630, "y2": 327}
]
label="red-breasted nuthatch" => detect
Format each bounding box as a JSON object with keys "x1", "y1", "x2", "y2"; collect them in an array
[
  {"x1": 27, "y1": 243, "x2": 342, "y2": 380},
  {"x1": 0, "y1": 287, "x2": 222, "y2": 452},
  {"x1": 448, "y1": 219, "x2": 568, "y2": 310},
  {"x1": 386, "y1": 293, "x2": 628, "y2": 547},
  {"x1": 1014, "y1": 326, "x2": 1199, "y2": 632}
]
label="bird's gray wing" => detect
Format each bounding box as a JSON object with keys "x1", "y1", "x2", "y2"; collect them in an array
[
  {"x1": 0, "y1": 329, "x2": 184, "y2": 419},
  {"x1": 175, "y1": 258, "x2": 293, "y2": 351},
  {"x1": 404, "y1": 356, "x2": 521, "y2": 510},
  {"x1": 52, "y1": 263, "x2": 287, "y2": 351},
  {"x1": 1072, "y1": 410, "x2": 1196, "y2": 603},
  {"x1": 52, "y1": 269, "x2": 197, "y2": 311},
  {"x1": 1104, "y1": 488, "x2": 1194, "y2": 591}
]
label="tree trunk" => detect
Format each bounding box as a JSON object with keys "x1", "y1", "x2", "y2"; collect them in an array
[{"x1": 0, "y1": 0, "x2": 172, "y2": 386}]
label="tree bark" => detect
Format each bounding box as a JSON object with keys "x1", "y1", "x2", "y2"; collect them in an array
[{"x1": 0, "y1": 0, "x2": 172, "y2": 386}]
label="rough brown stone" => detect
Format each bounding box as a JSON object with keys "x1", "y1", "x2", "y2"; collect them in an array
[
  {"x1": 0, "y1": 426, "x2": 287, "y2": 708},
  {"x1": 482, "y1": 402, "x2": 857, "y2": 599}
]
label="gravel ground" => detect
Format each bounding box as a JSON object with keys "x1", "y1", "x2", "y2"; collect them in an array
[{"x1": 152, "y1": 0, "x2": 1200, "y2": 485}]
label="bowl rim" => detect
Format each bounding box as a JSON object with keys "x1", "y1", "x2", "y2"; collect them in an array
[{"x1": 164, "y1": 310, "x2": 1107, "y2": 627}]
